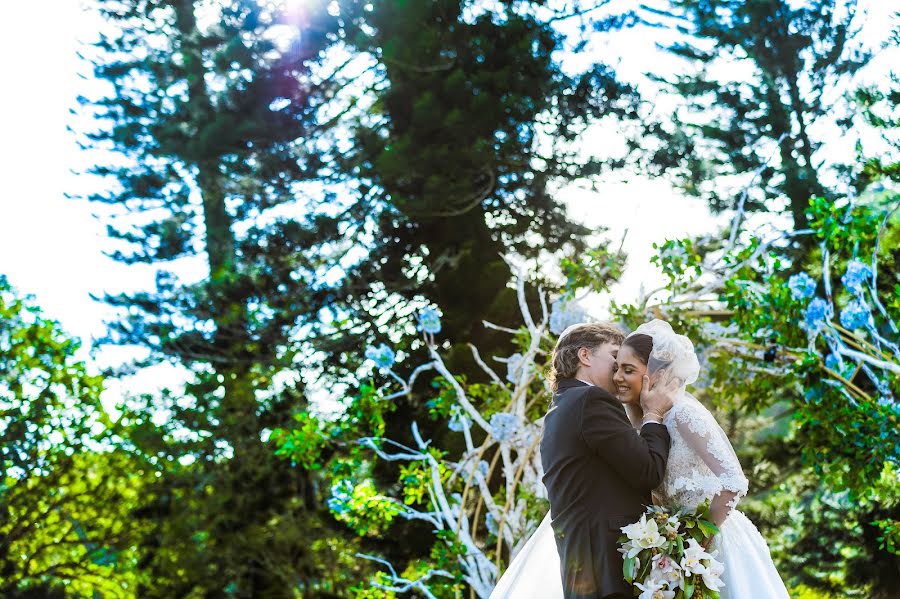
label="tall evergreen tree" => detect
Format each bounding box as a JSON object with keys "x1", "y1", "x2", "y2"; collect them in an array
[
  {"x1": 324, "y1": 0, "x2": 638, "y2": 368},
  {"x1": 82, "y1": 1, "x2": 361, "y2": 595},
  {"x1": 634, "y1": 0, "x2": 870, "y2": 230}
]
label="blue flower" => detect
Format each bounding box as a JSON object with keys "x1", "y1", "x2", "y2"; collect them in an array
[
  {"x1": 506, "y1": 353, "x2": 527, "y2": 384},
  {"x1": 417, "y1": 307, "x2": 442, "y2": 335},
  {"x1": 824, "y1": 353, "x2": 855, "y2": 379},
  {"x1": 477, "y1": 460, "x2": 490, "y2": 479},
  {"x1": 787, "y1": 272, "x2": 817, "y2": 301},
  {"x1": 550, "y1": 299, "x2": 589, "y2": 335},
  {"x1": 364, "y1": 343, "x2": 395, "y2": 370},
  {"x1": 490, "y1": 412, "x2": 519, "y2": 442},
  {"x1": 803, "y1": 297, "x2": 831, "y2": 330},
  {"x1": 824, "y1": 353, "x2": 843, "y2": 372},
  {"x1": 839, "y1": 299, "x2": 871, "y2": 330},
  {"x1": 448, "y1": 408, "x2": 469, "y2": 432},
  {"x1": 327, "y1": 480, "x2": 354, "y2": 515},
  {"x1": 841, "y1": 260, "x2": 872, "y2": 295}
]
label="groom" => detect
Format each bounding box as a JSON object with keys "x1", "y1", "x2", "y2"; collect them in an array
[{"x1": 541, "y1": 322, "x2": 674, "y2": 599}]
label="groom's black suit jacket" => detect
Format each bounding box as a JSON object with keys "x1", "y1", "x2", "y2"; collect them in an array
[{"x1": 541, "y1": 378, "x2": 671, "y2": 599}]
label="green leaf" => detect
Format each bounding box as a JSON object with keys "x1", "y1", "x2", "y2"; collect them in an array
[{"x1": 623, "y1": 555, "x2": 634, "y2": 582}]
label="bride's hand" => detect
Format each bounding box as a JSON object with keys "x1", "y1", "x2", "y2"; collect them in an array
[{"x1": 639, "y1": 374, "x2": 680, "y2": 418}]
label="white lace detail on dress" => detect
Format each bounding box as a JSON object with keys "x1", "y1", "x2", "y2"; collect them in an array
[{"x1": 659, "y1": 396, "x2": 749, "y2": 512}]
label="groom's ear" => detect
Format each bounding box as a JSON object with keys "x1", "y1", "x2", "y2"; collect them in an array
[{"x1": 577, "y1": 346, "x2": 592, "y2": 366}]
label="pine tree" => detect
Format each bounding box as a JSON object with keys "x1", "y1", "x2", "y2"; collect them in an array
[
  {"x1": 82, "y1": 1, "x2": 361, "y2": 595},
  {"x1": 635, "y1": 0, "x2": 870, "y2": 230},
  {"x1": 325, "y1": 0, "x2": 638, "y2": 368}
]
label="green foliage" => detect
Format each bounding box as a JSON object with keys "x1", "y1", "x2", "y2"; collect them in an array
[
  {"x1": 337, "y1": 481, "x2": 404, "y2": 537},
  {"x1": 560, "y1": 246, "x2": 628, "y2": 298},
  {"x1": 717, "y1": 197, "x2": 899, "y2": 495},
  {"x1": 0, "y1": 276, "x2": 140, "y2": 596},
  {"x1": 273, "y1": 411, "x2": 331, "y2": 470}
]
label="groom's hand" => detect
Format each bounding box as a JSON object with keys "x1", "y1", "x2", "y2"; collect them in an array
[{"x1": 640, "y1": 374, "x2": 678, "y2": 423}]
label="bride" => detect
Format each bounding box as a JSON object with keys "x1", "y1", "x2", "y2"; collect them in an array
[{"x1": 489, "y1": 320, "x2": 790, "y2": 599}]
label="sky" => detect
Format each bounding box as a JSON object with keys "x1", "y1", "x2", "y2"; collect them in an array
[{"x1": 0, "y1": 0, "x2": 896, "y2": 410}]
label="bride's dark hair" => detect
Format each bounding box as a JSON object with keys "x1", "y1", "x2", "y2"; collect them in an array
[{"x1": 621, "y1": 333, "x2": 653, "y2": 364}]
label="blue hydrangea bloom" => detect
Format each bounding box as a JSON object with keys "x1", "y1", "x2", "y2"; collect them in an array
[
  {"x1": 327, "y1": 480, "x2": 354, "y2": 515},
  {"x1": 506, "y1": 353, "x2": 525, "y2": 384},
  {"x1": 841, "y1": 260, "x2": 872, "y2": 294},
  {"x1": 803, "y1": 297, "x2": 831, "y2": 330},
  {"x1": 490, "y1": 412, "x2": 519, "y2": 442},
  {"x1": 787, "y1": 272, "x2": 817, "y2": 301},
  {"x1": 448, "y1": 408, "x2": 469, "y2": 432},
  {"x1": 824, "y1": 353, "x2": 856, "y2": 379},
  {"x1": 364, "y1": 343, "x2": 395, "y2": 370},
  {"x1": 839, "y1": 299, "x2": 871, "y2": 330},
  {"x1": 550, "y1": 299, "x2": 588, "y2": 335},
  {"x1": 417, "y1": 306, "x2": 442, "y2": 334},
  {"x1": 477, "y1": 460, "x2": 490, "y2": 479}
]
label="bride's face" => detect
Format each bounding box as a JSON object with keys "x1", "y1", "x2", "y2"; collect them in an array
[{"x1": 613, "y1": 345, "x2": 647, "y2": 405}]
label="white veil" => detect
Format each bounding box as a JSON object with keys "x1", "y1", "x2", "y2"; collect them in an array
[{"x1": 626, "y1": 319, "x2": 700, "y2": 395}]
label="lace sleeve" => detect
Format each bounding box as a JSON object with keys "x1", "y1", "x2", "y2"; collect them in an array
[{"x1": 672, "y1": 401, "x2": 748, "y2": 524}]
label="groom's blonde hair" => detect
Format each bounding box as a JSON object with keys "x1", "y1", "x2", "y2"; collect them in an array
[{"x1": 548, "y1": 322, "x2": 625, "y2": 392}]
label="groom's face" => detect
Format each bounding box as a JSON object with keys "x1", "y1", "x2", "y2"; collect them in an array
[{"x1": 579, "y1": 342, "x2": 619, "y2": 394}]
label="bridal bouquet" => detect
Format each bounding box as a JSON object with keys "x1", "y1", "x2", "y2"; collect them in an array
[{"x1": 618, "y1": 501, "x2": 724, "y2": 599}]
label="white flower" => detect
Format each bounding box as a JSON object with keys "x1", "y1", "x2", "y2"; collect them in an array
[
  {"x1": 700, "y1": 555, "x2": 726, "y2": 591},
  {"x1": 621, "y1": 514, "x2": 666, "y2": 550},
  {"x1": 680, "y1": 538, "x2": 714, "y2": 576},
  {"x1": 664, "y1": 516, "x2": 681, "y2": 535},
  {"x1": 620, "y1": 515, "x2": 648, "y2": 540},
  {"x1": 618, "y1": 540, "x2": 642, "y2": 560},
  {"x1": 635, "y1": 578, "x2": 675, "y2": 599},
  {"x1": 650, "y1": 553, "x2": 683, "y2": 587}
]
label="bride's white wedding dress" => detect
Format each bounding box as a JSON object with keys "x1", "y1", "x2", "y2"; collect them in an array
[{"x1": 490, "y1": 321, "x2": 790, "y2": 599}]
